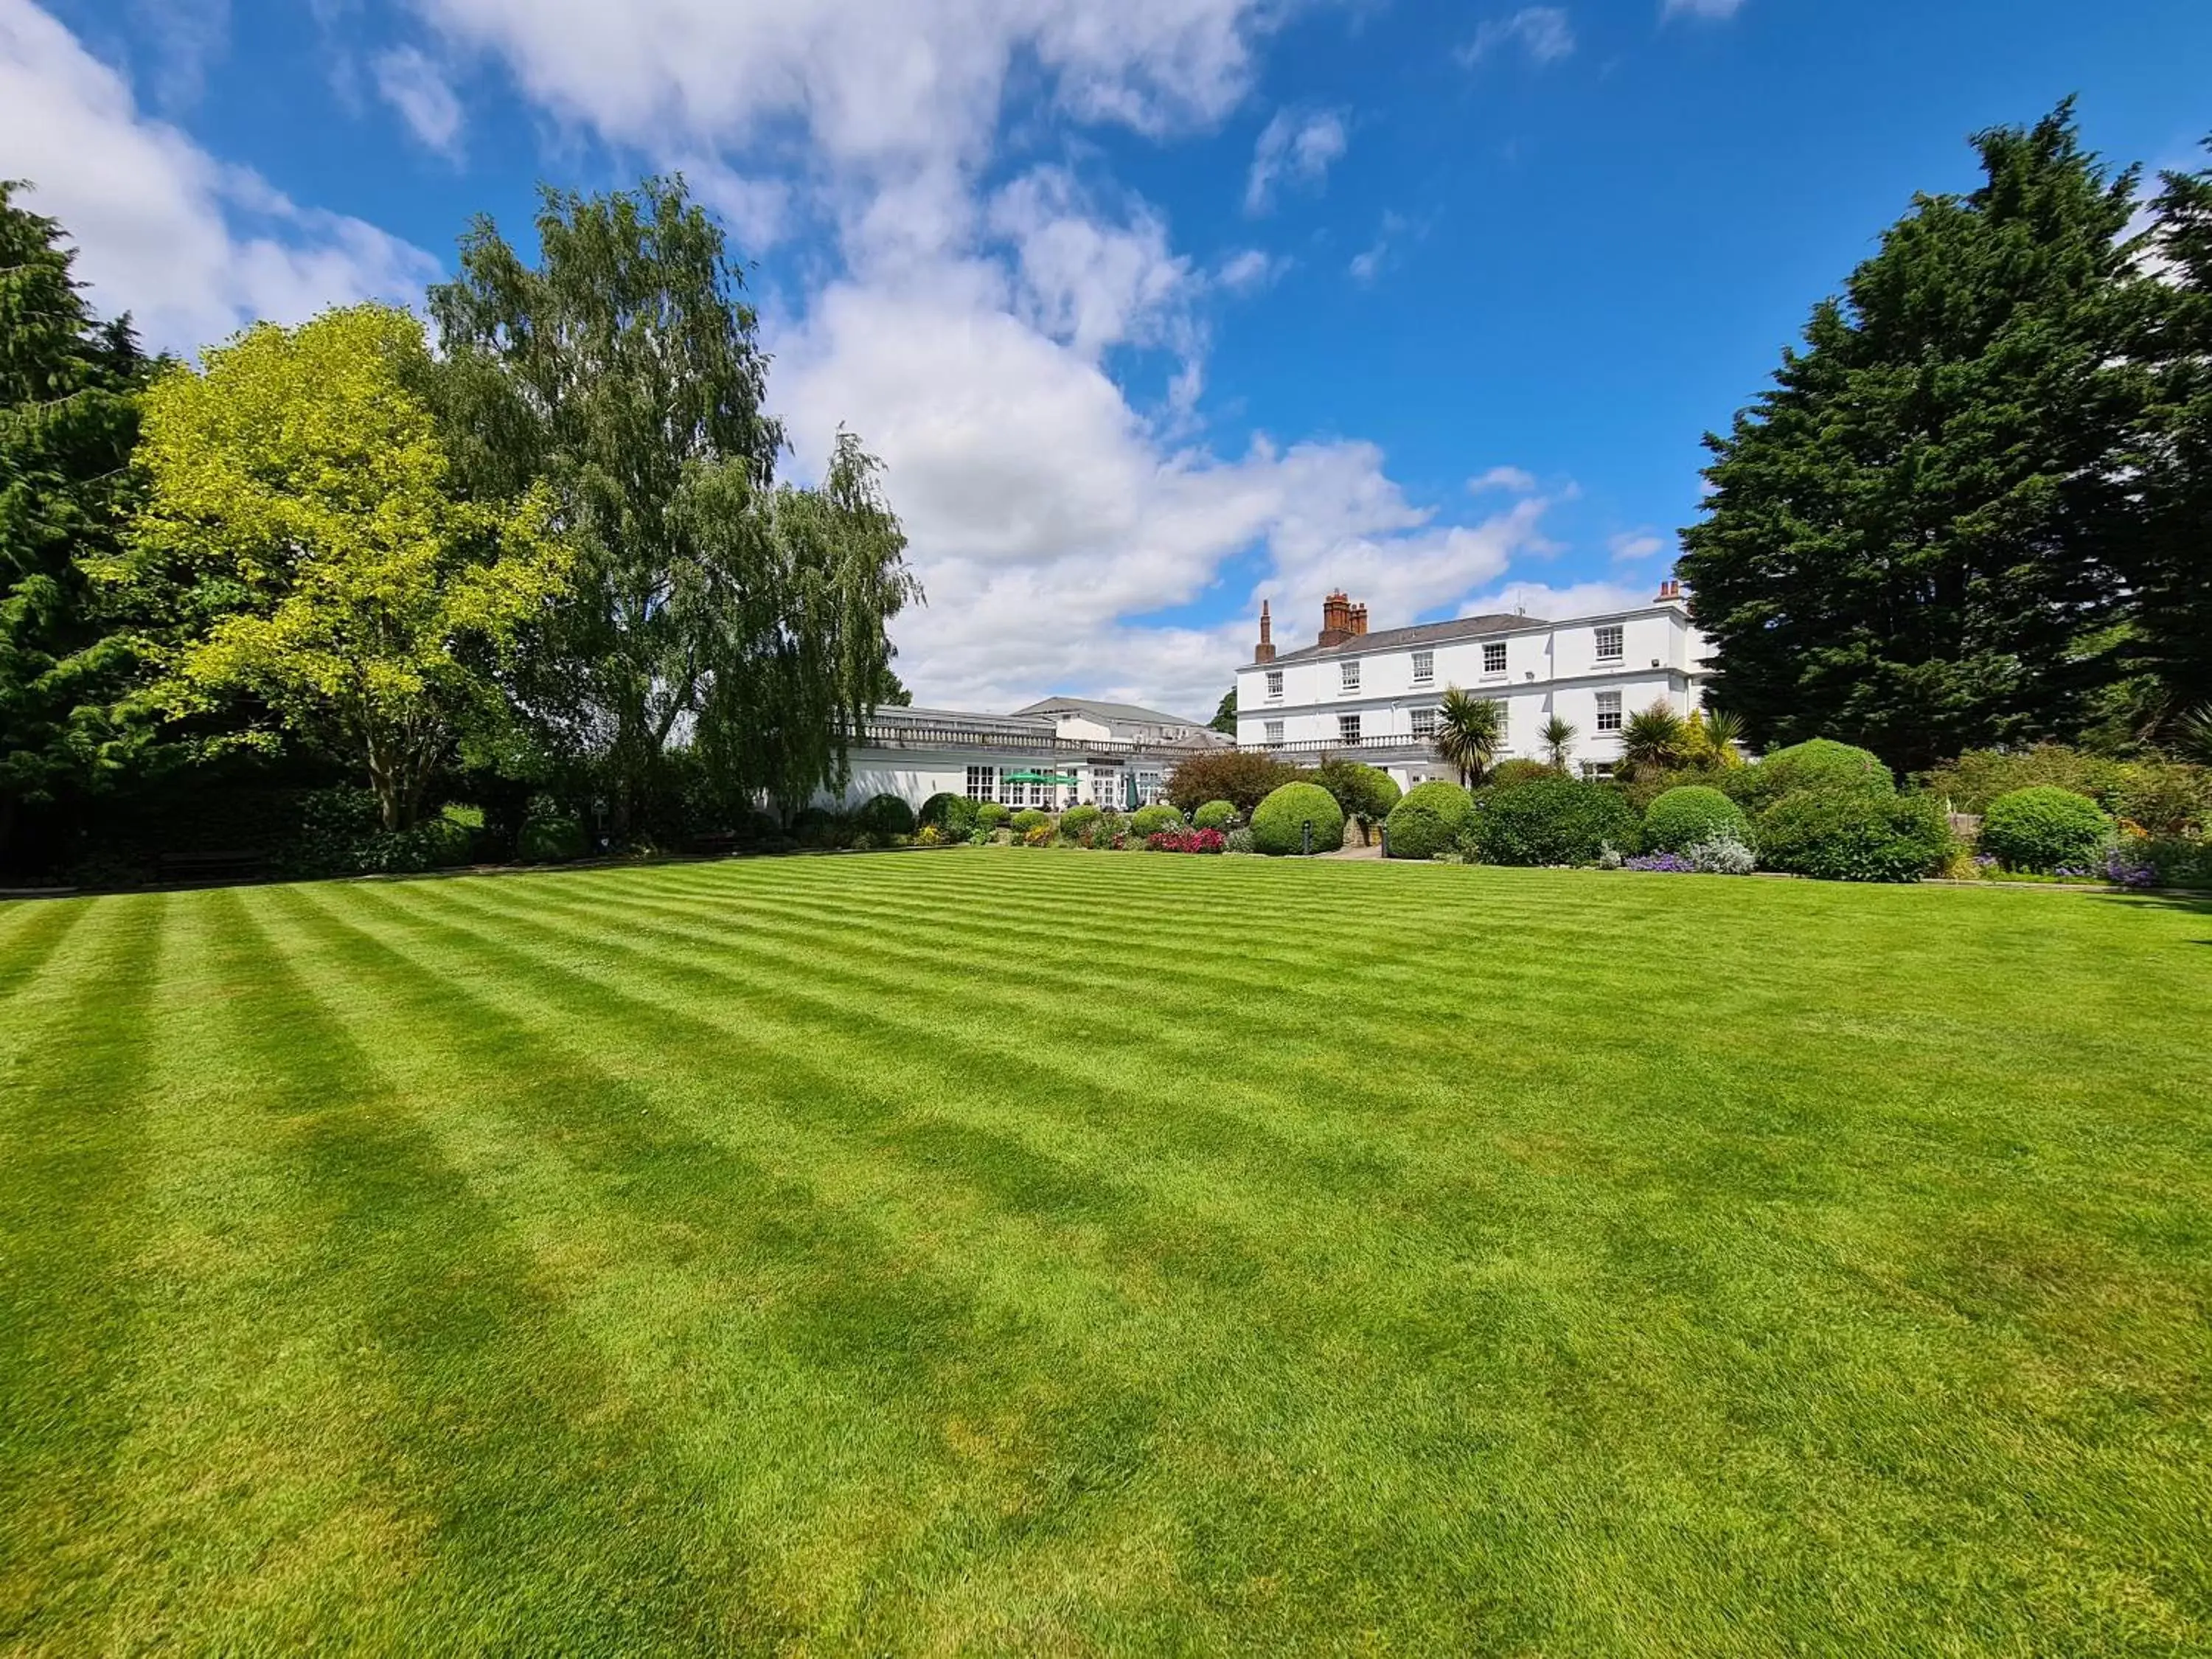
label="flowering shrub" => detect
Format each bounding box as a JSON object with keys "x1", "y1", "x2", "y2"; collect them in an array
[
  {"x1": 1686, "y1": 834, "x2": 1756, "y2": 874},
  {"x1": 1147, "y1": 828, "x2": 1225, "y2": 854},
  {"x1": 1022, "y1": 823, "x2": 1056, "y2": 846},
  {"x1": 1224, "y1": 827, "x2": 1256, "y2": 853},
  {"x1": 1624, "y1": 851, "x2": 1696, "y2": 872}
]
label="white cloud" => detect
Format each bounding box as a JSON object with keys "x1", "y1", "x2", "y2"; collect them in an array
[
  {"x1": 1461, "y1": 7, "x2": 1576, "y2": 67},
  {"x1": 1662, "y1": 0, "x2": 1747, "y2": 18},
  {"x1": 1609, "y1": 531, "x2": 1666, "y2": 564},
  {"x1": 1349, "y1": 211, "x2": 1406, "y2": 284},
  {"x1": 0, "y1": 0, "x2": 438, "y2": 351},
  {"x1": 1457, "y1": 578, "x2": 1658, "y2": 626},
  {"x1": 1242, "y1": 107, "x2": 1349, "y2": 215},
  {"x1": 372, "y1": 44, "x2": 465, "y2": 156},
  {"x1": 988, "y1": 167, "x2": 1197, "y2": 361},
  {"x1": 128, "y1": 0, "x2": 230, "y2": 108},
  {"x1": 1217, "y1": 247, "x2": 1289, "y2": 293},
  {"x1": 1470, "y1": 465, "x2": 1538, "y2": 494}
]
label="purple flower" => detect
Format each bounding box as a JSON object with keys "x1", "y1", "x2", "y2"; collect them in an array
[
  {"x1": 2104, "y1": 846, "x2": 2159, "y2": 888},
  {"x1": 1624, "y1": 852, "x2": 1697, "y2": 873}
]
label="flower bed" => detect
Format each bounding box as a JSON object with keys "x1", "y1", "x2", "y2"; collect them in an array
[{"x1": 1147, "y1": 828, "x2": 1225, "y2": 855}]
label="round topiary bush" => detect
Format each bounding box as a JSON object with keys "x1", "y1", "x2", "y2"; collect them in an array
[
  {"x1": 1130, "y1": 802, "x2": 1185, "y2": 839},
  {"x1": 1747, "y1": 739, "x2": 1893, "y2": 808},
  {"x1": 1755, "y1": 790, "x2": 1950, "y2": 883},
  {"x1": 1384, "y1": 781, "x2": 1474, "y2": 860},
  {"x1": 1470, "y1": 776, "x2": 1638, "y2": 866},
  {"x1": 918, "y1": 792, "x2": 978, "y2": 838},
  {"x1": 854, "y1": 793, "x2": 916, "y2": 838},
  {"x1": 975, "y1": 801, "x2": 1011, "y2": 831},
  {"x1": 1058, "y1": 803, "x2": 1103, "y2": 841},
  {"x1": 1192, "y1": 799, "x2": 1237, "y2": 830},
  {"x1": 1009, "y1": 807, "x2": 1053, "y2": 838},
  {"x1": 1249, "y1": 782, "x2": 1345, "y2": 855},
  {"x1": 1977, "y1": 785, "x2": 2112, "y2": 873},
  {"x1": 1641, "y1": 785, "x2": 1751, "y2": 854}
]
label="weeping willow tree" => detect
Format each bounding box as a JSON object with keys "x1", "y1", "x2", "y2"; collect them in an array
[{"x1": 426, "y1": 175, "x2": 919, "y2": 830}]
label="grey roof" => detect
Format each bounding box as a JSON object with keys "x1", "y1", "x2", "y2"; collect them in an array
[
  {"x1": 871, "y1": 703, "x2": 1054, "y2": 735},
  {"x1": 1012, "y1": 695, "x2": 1210, "y2": 728},
  {"x1": 1253, "y1": 610, "x2": 1545, "y2": 668}
]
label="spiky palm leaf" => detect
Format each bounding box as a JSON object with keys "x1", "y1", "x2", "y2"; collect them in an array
[
  {"x1": 1433, "y1": 686, "x2": 1506, "y2": 787},
  {"x1": 1540, "y1": 714, "x2": 1576, "y2": 771},
  {"x1": 1697, "y1": 706, "x2": 1745, "y2": 766},
  {"x1": 1618, "y1": 701, "x2": 1688, "y2": 779}
]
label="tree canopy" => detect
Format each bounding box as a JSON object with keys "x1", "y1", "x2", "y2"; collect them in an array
[
  {"x1": 123, "y1": 305, "x2": 567, "y2": 830},
  {"x1": 1679, "y1": 105, "x2": 2158, "y2": 772}
]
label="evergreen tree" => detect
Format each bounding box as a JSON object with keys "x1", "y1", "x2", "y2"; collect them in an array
[
  {"x1": 1210, "y1": 686, "x2": 1236, "y2": 734},
  {"x1": 1678, "y1": 105, "x2": 2154, "y2": 773},
  {"x1": 427, "y1": 177, "x2": 917, "y2": 828},
  {"x1": 2127, "y1": 140, "x2": 2212, "y2": 733},
  {"x1": 0, "y1": 181, "x2": 148, "y2": 861}
]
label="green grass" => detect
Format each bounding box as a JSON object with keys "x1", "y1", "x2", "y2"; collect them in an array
[{"x1": 2, "y1": 852, "x2": 2208, "y2": 1655}]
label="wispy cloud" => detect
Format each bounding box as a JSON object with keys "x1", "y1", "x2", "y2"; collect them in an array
[
  {"x1": 1349, "y1": 210, "x2": 1408, "y2": 284},
  {"x1": 372, "y1": 44, "x2": 463, "y2": 157},
  {"x1": 1460, "y1": 7, "x2": 1576, "y2": 66},
  {"x1": 1609, "y1": 530, "x2": 1666, "y2": 564},
  {"x1": 1663, "y1": 0, "x2": 1747, "y2": 19},
  {"x1": 1470, "y1": 465, "x2": 1539, "y2": 494},
  {"x1": 1244, "y1": 108, "x2": 1348, "y2": 215}
]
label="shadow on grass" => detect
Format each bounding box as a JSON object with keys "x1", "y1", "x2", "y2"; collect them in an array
[{"x1": 2086, "y1": 888, "x2": 2212, "y2": 940}]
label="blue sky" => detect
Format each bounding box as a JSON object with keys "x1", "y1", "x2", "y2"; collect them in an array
[{"x1": 4, "y1": 0, "x2": 2208, "y2": 715}]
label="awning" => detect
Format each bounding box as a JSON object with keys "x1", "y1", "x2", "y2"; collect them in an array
[{"x1": 1001, "y1": 771, "x2": 1080, "y2": 785}]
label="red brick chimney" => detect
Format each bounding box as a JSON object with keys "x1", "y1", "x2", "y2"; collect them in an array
[
  {"x1": 1253, "y1": 599, "x2": 1276, "y2": 664},
  {"x1": 1350, "y1": 602, "x2": 1368, "y2": 637},
  {"x1": 1655, "y1": 578, "x2": 1684, "y2": 603},
  {"x1": 1318, "y1": 590, "x2": 1356, "y2": 648}
]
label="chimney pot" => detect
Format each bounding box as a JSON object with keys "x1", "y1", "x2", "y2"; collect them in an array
[{"x1": 1253, "y1": 599, "x2": 1276, "y2": 663}]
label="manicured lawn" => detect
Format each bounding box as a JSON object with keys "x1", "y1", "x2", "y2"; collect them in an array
[{"x1": 3, "y1": 852, "x2": 2208, "y2": 1655}]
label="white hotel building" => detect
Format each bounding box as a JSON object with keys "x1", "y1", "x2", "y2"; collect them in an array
[{"x1": 1234, "y1": 583, "x2": 1711, "y2": 788}]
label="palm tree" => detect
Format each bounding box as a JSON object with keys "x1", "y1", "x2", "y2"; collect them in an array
[
  {"x1": 1696, "y1": 706, "x2": 1745, "y2": 768},
  {"x1": 1618, "y1": 700, "x2": 1688, "y2": 780},
  {"x1": 1433, "y1": 686, "x2": 1506, "y2": 786},
  {"x1": 1540, "y1": 714, "x2": 1576, "y2": 771}
]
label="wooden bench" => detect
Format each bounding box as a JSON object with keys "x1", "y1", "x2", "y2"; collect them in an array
[{"x1": 155, "y1": 849, "x2": 271, "y2": 886}]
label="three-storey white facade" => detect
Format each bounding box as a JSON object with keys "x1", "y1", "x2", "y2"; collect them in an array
[{"x1": 1235, "y1": 584, "x2": 1709, "y2": 787}]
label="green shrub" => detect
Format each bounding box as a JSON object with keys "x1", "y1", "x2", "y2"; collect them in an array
[
  {"x1": 854, "y1": 793, "x2": 917, "y2": 838},
  {"x1": 1223, "y1": 827, "x2": 1256, "y2": 854},
  {"x1": 518, "y1": 807, "x2": 588, "y2": 863},
  {"x1": 1058, "y1": 803, "x2": 1103, "y2": 841},
  {"x1": 1009, "y1": 807, "x2": 1053, "y2": 838},
  {"x1": 1488, "y1": 759, "x2": 1560, "y2": 790},
  {"x1": 1312, "y1": 759, "x2": 1402, "y2": 830},
  {"x1": 1192, "y1": 799, "x2": 1237, "y2": 830},
  {"x1": 918, "y1": 793, "x2": 978, "y2": 838},
  {"x1": 1470, "y1": 776, "x2": 1638, "y2": 866},
  {"x1": 1165, "y1": 751, "x2": 1299, "y2": 814},
  {"x1": 1978, "y1": 786, "x2": 2112, "y2": 873},
  {"x1": 1249, "y1": 782, "x2": 1344, "y2": 855},
  {"x1": 975, "y1": 801, "x2": 1011, "y2": 831},
  {"x1": 1919, "y1": 743, "x2": 2129, "y2": 815},
  {"x1": 1130, "y1": 803, "x2": 1184, "y2": 839},
  {"x1": 1744, "y1": 740, "x2": 1894, "y2": 810},
  {"x1": 1021, "y1": 822, "x2": 1055, "y2": 846},
  {"x1": 1384, "y1": 781, "x2": 1473, "y2": 860},
  {"x1": 1641, "y1": 785, "x2": 1751, "y2": 854},
  {"x1": 1756, "y1": 790, "x2": 1950, "y2": 883}
]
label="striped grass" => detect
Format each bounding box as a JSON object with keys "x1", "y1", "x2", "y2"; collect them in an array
[{"x1": 1, "y1": 850, "x2": 2208, "y2": 1655}]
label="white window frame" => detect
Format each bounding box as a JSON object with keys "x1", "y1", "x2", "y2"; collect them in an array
[
  {"x1": 965, "y1": 765, "x2": 995, "y2": 802},
  {"x1": 1482, "y1": 641, "x2": 1508, "y2": 678},
  {"x1": 1411, "y1": 650, "x2": 1434, "y2": 685},
  {"x1": 1264, "y1": 720, "x2": 1284, "y2": 747},
  {"x1": 1595, "y1": 624, "x2": 1624, "y2": 664},
  {"x1": 1338, "y1": 713, "x2": 1362, "y2": 745},
  {"x1": 1265, "y1": 669, "x2": 1284, "y2": 700},
  {"x1": 1596, "y1": 691, "x2": 1623, "y2": 733},
  {"x1": 1341, "y1": 660, "x2": 1361, "y2": 693},
  {"x1": 1409, "y1": 706, "x2": 1437, "y2": 741}
]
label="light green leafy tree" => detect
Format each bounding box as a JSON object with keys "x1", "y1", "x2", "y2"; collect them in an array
[{"x1": 119, "y1": 304, "x2": 567, "y2": 831}]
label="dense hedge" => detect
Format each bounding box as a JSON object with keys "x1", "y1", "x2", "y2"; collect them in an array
[
  {"x1": 1009, "y1": 807, "x2": 1053, "y2": 837},
  {"x1": 918, "y1": 793, "x2": 978, "y2": 838},
  {"x1": 1487, "y1": 759, "x2": 1559, "y2": 790},
  {"x1": 1755, "y1": 791, "x2": 1950, "y2": 882},
  {"x1": 518, "y1": 809, "x2": 588, "y2": 863},
  {"x1": 1130, "y1": 802, "x2": 1185, "y2": 839},
  {"x1": 1165, "y1": 751, "x2": 1301, "y2": 814},
  {"x1": 975, "y1": 801, "x2": 1011, "y2": 830},
  {"x1": 1978, "y1": 786, "x2": 2111, "y2": 872},
  {"x1": 1640, "y1": 785, "x2": 1750, "y2": 854},
  {"x1": 1469, "y1": 776, "x2": 1637, "y2": 866},
  {"x1": 1250, "y1": 782, "x2": 1343, "y2": 855},
  {"x1": 854, "y1": 793, "x2": 916, "y2": 837},
  {"x1": 1192, "y1": 799, "x2": 1237, "y2": 830},
  {"x1": 1384, "y1": 781, "x2": 1473, "y2": 860},
  {"x1": 1746, "y1": 740, "x2": 1894, "y2": 808},
  {"x1": 1312, "y1": 759, "x2": 1401, "y2": 827},
  {"x1": 1057, "y1": 803, "x2": 1103, "y2": 841}
]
